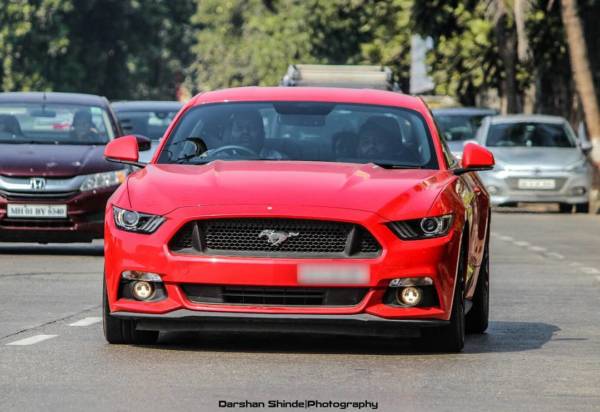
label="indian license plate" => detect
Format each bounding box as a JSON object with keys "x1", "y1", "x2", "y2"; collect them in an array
[
  {"x1": 298, "y1": 264, "x2": 369, "y2": 285},
  {"x1": 7, "y1": 204, "x2": 67, "y2": 219},
  {"x1": 517, "y1": 178, "x2": 556, "y2": 190}
]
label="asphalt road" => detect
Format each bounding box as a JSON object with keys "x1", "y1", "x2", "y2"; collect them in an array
[{"x1": 1, "y1": 211, "x2": 599, "y2": 412}]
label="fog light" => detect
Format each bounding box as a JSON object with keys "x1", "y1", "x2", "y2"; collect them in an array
[
  {"x1": 396, "y1": 286, "x2": 422, "y2": 307},
  {"x1": 132, "y1": 281, "x2": 154, "y2": 300},
  {"x1": 122, "y1": 271, "x2": 162, "y2": 282},
  {"x1": 571, "y1": 187, "x2": 586, "y2": 196}
]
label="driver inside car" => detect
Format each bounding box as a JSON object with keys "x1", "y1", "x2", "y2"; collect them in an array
[
  {"x1": 356, "y1": 121, "x2": 396, "y2": 158},
  {"x1": 70, "y1": 110, "x2": 102, "y2": 143},
  {"x1": 219, "y1": 109, "x2": 285, "y2": 159}
]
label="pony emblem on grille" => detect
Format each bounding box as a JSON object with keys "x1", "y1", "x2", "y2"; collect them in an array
[{"x1": 258, "y1": 229, "x2": 299, "y2": 246}]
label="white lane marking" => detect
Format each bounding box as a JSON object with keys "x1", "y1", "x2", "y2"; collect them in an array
[
  {"x1": 546, "y1": 252, "x2": 565, "y2": 260},
  {"x1": 69, "y1": 317, "x2": 101, "y2": 327},
  {"x1": 499, "y1": 235, "x2": 514, "y2": 242},
  {"x1": 514, "y1": 240, "x2": 530, "y2": 247},
  {"x1": 529, "y1": 246, "x2": 547, "y2": 252},
  {"x1": 6, "y1": 334, "x2": 57, "y2": 346},
  {"x1": 581, "y1": 267, "x2": 600, "y2": 275},
  {"x1": 490, "y1": 231, "x2": 499, "y2": 237},
  {"x1": 570, "y1": 262, "x2": 583, "y2": 267}
]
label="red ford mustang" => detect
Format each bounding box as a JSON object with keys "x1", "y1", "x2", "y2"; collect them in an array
[{"x1": 102, "y1": 87, "x2": 494, "y2": 352}]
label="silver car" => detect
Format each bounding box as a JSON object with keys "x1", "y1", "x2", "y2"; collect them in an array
[{"x1": 476, "y1": 115, "x2": 593, "y2": 213}]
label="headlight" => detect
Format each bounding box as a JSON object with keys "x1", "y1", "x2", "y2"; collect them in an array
[
  {"x1": 80, "y1": 169, "x2": 128, "y2": 191},
  {"x1": 566, "y1": 160, "x2": 588, "y2": 173},
  {"x1": 113, "y1": 206, "x2": 165, "y2": 234},
  {"x1": 387, "y1": 214, "x2": 453, "y2": 240}
]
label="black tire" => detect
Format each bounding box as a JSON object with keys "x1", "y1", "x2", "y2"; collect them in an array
[
  {"x1": 103, "y1": 279, "x2": 159, "y2": 345},
  {"x1": 575, "y1": 202, "x2": 589, "y2": 214},
  {"x1": 466, "y1": 240, "x2": 489, "y2": 334},
  {"x1": 558, "y1": 203, "x2": 572, "y2": 213},
  {"x1": 420, "y1": 243, "x2": 466, "y2": 353}
]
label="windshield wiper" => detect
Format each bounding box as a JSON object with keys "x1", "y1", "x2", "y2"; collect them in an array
[{"x1": 370, "y1": 162, "x2": 423, "y2": 169}]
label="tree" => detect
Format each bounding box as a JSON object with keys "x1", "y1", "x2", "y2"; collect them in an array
[
  {"x1": 0, "y1": 0, "x2": 196, "y2": 100},
  {"x1": 186, "y1": 0, "x2": 413, "y2": 92},
  {"x1": 561, "y1": 0, "x2": 600, "y2": 162}
]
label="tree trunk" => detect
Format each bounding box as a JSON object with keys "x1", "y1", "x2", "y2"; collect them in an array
[
  {"x1": 561, "y1": 0, "x2": 600, "y2": 163},
  {"x1": 493, "y1": 2, "x2": 519, "y2": 114}
]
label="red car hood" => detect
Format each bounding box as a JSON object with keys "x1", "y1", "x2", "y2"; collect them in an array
[
  {"x1": 0, "y1": 143, "x2": 121, "y2": 177},
  {"x1": 127, "y1": 161, "x2": 454, "y2": 220}
]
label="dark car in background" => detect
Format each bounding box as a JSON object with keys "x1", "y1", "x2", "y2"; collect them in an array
[
  {"x1": 432, "y1": 107, "x2": 498, "y2": 157},
  {"x1": 112, "y1": 101, "x2": 182, "y2": 163},
  {"x1": 0, "y1": 92, "x2": 127, "y2": 243}
]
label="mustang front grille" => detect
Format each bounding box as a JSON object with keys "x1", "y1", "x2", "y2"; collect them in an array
[
  {"x1": 169, "y1": 218, "x2": 382, "y2": 258},
  {"x1": 181, "y1": 284, "x2": 368, "y2": 306}
]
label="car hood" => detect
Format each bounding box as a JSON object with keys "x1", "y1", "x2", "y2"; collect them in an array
[
  {"x1": 126, "y1": 161, "x2": 454, "y2": 220},
  {"x1": 488, "y1": 147, "x2": 584, "y2": 170},
  {"x1": 0, "y1": 144, "x2": 122, "y2": 177}
]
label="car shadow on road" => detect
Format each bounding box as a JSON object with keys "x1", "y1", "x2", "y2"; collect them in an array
[
  {"x1": 144, "y1": 320, "x2": 560, "y2": 355},
  {"x1": 0, "y1": 243, "x2": 104, "y2": 256}
]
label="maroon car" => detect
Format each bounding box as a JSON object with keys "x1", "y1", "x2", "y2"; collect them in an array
[{"x1": 0, "y1": 92, "x2": 133, "y2": 243}]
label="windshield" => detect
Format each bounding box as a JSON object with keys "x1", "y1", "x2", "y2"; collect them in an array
[
  {"x1": 157, "y1": 102, "x2": 438, "y2": 169},
  {"x1": 486, "y1": 122, "x2": 575, "y2": 148},
  {"x1": 116, "y1": 109, "x2": 179, "y2": 140},
  {"x1": 434, "y1": 114, "x2": 488, "y2": 142},
  {"x1": 0, "y1": 103, "x2": 115, "y2": 145}
]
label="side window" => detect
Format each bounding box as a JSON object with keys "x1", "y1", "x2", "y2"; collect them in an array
[{"x1": 431, "y1": 116, "x2": 458, "y2": 168}]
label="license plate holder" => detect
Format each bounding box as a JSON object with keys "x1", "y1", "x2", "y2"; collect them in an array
[
  {"x1": 7, "y1": 204, "x2": 68, "y2": 219},
  {"x1": 298, "y1": 264, "x2": 370, "y2": 285},
  {"x1": 517, "y1": 178, "x2": 556, "y2": 190}
]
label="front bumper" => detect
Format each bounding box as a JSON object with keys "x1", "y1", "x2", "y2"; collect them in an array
[
  {"x1": 480, "y1": 168, "x2": 592, "y2": 205},
  {"x1": 0, "y1": 187, "x2": 116, "y2": 242},
  {"x1": 116, "y1": 310, "x2": 448, "y2": 338},
  {"x1": 105, "y1": 204, "x2": 463, "y2": 326}
]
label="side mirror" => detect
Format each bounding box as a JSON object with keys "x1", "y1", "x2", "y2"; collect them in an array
[
  {"x1": 580, "y1": 140, "x2": 593, "y2": 155},
  {"x1": 133, "y1": 135, "x2": 152, "y2": 152},
  {"x1": 104, "y1": 135, "x2": 144, "y2": 167},
  {"x1": 454, "y1": 143, "x2": 495, "y2": 175}
]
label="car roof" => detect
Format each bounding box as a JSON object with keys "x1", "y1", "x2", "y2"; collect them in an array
[
  {"x1": 432, "y1": 107, "x2": 498, "y2": 116},
  {"x1": 0, "y1": 91, "x2": 109, "y2": 106},
  {"x1": 488, "y1": 114, "x2": 567, "y2": 124},
  {"x1": 188, "y1": 87, "x2": 429, "y2": 113},
  {"x1": 112, "y1": 101, "x2": 183, "y2": 112}
]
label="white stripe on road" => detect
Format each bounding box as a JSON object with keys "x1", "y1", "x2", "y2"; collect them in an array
[
  {"x1": 499, "y1": 235, "x2": 514, "y2": 242},
  {"x1": 514, "y1": 240, "x2": 530, "y2": 247},
  {"x1": 6, "y1": 334, "x2": 57, "y2": 346},
  {"x1": 528, "y1": 246, "x2": 547, "y2": 252},
  {"x1": 546, "y1": 252, "x2": 565, "y2": 260},
  {"x1": 69, "y1": 317, "x2": 101, "y2": 327},
  {"x1": 581, "y1": 267, "x2": 600, "y2": 275}
]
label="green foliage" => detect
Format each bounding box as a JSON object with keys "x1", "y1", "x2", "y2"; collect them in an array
[
  {"x1": 412, "y1": 0, "x2": 498, "y2": 104},
  {"x1": 187, "y1": 0, "x2": 413, "y2": 92},
  {"x1": 0, "y1": 0, "x2": 196, "y2": 99}
]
